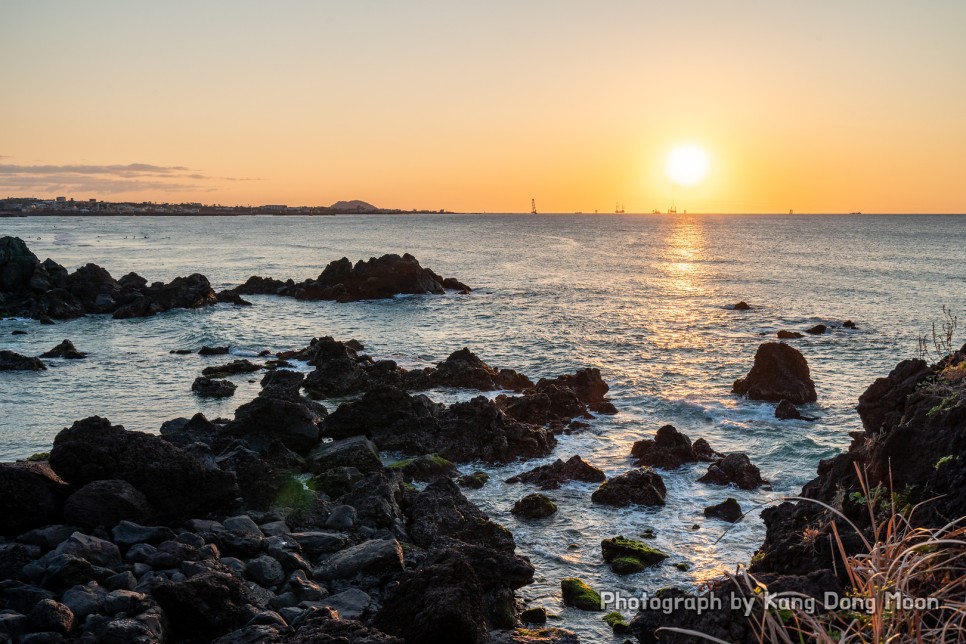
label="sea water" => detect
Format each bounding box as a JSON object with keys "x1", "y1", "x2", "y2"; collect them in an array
[{"x1": 2, "y1": 213, "x2": 964, "y2": 640}]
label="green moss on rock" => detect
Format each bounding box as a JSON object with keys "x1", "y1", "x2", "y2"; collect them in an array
[
  {"x1": 601, "y1": 535, "x2": 668, "y2": 574},
  {"x1": 561, "y1": 577, "x2": 601, "y2": 611}
]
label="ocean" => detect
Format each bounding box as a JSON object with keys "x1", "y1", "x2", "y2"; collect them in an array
[{"x1": 2, "y1": 213, "x2": 964, "y2": 640}]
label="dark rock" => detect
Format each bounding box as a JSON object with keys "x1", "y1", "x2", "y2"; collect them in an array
[
  {"x1": 457, "y1": 471, "x2": 489, "y2": 489},
  {"x1": 601, "y1": 536, "x2": 668, "y2": 573},
  {"x1": 60, "y1": 582, "x2": 106, "y2": 620},
  {"x1": 0, "y1": 349, "x2": 45, "y2": 371},
  {"x1": 62, "y1": 479, "x2": 154, "y2": 529},
  {"x1": 16, "y1": 524, "x2": 75, "y2": 550},
  {"x1": 388, "y1": 453, "x2": 458, "y2": 482},
  {"x1": 0, "y1": 461, "x2": 69, "y2": 536},
  {"x1": 199, "y1": 345, "x2": 231, "y2": 355},
  {"x1": 289, "y1": 605, "x2": 403, "y2": 643},
  {"x1": 112, "y1": 273, "x2": 218, "y2": 319},
  {"x1": 506, "y1": 455, "x2": 605, "y2": 489},
  {"x1": 324, "y1": 387, "x2": 555, "y2": 463},
  {"x1": 732, "y1": 301, "x2": 751, "y2": 310},
  {"x1": 419, "y1": 348, "x2": 533, "y2": 391},
  {"x1": 404, "y1": 479, "x2": 515, "y2": 552},
  {"x1": 698, "y1": 453, "x2": 768, "y2": 490},
  {"x1": 732, "y1": 342, "x2": 817, "y2": 404},
  {"x1": 56, "y1": 532, "x2": 122, "y2": 568},
  {"x1": 49, "y1": 416, "x2": 239, "y2": 521},
  {"x1": 511, "y1": 493, "x2": 557, "y2": 518},
  {"x1": 704, "y1": 498, "x2": 743, "y2": 522},
  {"x1": 520, "y1": 607, "x2": 547, "y2": 624},
  {"x1": 151, "y1": 571, "x2": 257, "y2": 641},
  {"x1": 693, "y1": 438, "x2": 722, "y2": 461},
  {"x1": 591, "y1": 468, "x2": 666, "y2": 507},
  {"x1": 222, "y1": 253, "x2": 466, "y2": 304},
  {"x1": 805, "y1": 323, "x2": 827, "y2": 335},
  {"x1": 314, "y1": 538, "x2": 404, "y2": 580},
  {"x1": 0, "y1": 580, "x2": 53, "y2": 614},
  {"x1": 39, "y1": 339, "x2": 86, "y2": 359},
  {"x1": 309, "y1": 436, "x2": 381, "y2": 474},
  {"x1": 26, "y1": 599, "x2": 74, "y2": 635},
  {"x1": 246, "y1": 555, "x2": 285, "y2": 588},
  {"x1": 777, "y1": 330, "x2": 804, "y2": 339},
  {"x1": 320, "y1": 588, "x2": 372, "y2": 620},
  {"x1": 214, "y1": 445, "x2": 287, "y2": 511},
  {"x1": 560, "y1": 578, "x2": 601, "y2": 611},
  {"x1": 202, "y1": 359, "x2": 263, "y2": 378},
  {"x1": 375, "y1": 547, "x2": 488, "y2": 643},
  {"x1": 159, "y1": 412, "x2": 220, "y2": 448},
  {"x1": 842, "y1": 319, "x2": 858, "y2": 329},
  {"x1": 339, "y1": 470, "x2": 406, "y2": 531},
  {"x1": 289, "y1": 531, "x2": 351, "y2": 558},
  {"x1": 631, "y1": 425, "x2": 717, "y2": 469},
  {"x1": 775, "y1": 399, "x2": 817, "y2": 421},
  {"x1": 223, "y1": 384, "x2": 323, "y2": 455},
  {"x1": 192, "y1": 376, "x2": 237, "y2": 398},
  {"x1": 12, "y1": 329, "x2": 27, "y2": 335},
  {"x1": 324, "y1": 505, "x2": 357, "y2": 531},
  {"x1": 309, "y1": 466, "x2": 365, "y2": 498}
]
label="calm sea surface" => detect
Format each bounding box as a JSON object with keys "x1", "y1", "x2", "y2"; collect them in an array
[{"x1": 2, "y1": 213, "x2": 964, "y2": 640}]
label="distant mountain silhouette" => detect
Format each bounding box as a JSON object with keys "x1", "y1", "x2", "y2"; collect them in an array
[{"x1": 330, "y1": 200, "x2": 378, "y2": 213}]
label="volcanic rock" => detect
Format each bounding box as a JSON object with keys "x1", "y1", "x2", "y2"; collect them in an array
[
  {"x1": 732, "y1": 342, "x2": 817, "y2": 404},
  {"x1": 0, "y1": 349, "x2": 45, "y2": 371},
  {"x1": 698, "y1": 453, "x2": 768, "y2": 490},
  {"x1": 505, "y1": 455, "x2": 605, "y2": 489},
  {"x1": 40, "y1": 339, "x2": 86, "y2": 359},
  {"x1": 591, "y1": 468, "x2": 667, "y2": 507}
]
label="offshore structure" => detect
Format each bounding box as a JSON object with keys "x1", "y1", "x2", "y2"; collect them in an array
[{"x1": 530, "y1": 199, "x2": 537, "y2": 214}]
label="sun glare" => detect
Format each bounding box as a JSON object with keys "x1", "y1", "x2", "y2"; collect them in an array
[{"x1": 666, "y1": 145, "x2": 710, "y2": 187}]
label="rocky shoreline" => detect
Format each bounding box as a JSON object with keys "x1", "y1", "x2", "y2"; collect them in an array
[
  {"x1": 0, "y1": 236, "x2": 469, "y2": 322},
  {"x1": 3, "y1": 239, "x2": 964, "y2": 643}
]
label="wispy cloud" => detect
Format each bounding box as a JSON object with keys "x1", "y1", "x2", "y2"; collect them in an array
[{"x1": 0, "y1": 162, "x2": 258, "y2": 196}]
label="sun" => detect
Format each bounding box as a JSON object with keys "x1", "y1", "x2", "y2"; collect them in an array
[{"x1": 666, "y1": 145, "x2": 710, "y2": 187}]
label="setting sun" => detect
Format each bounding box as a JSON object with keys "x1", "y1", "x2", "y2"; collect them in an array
[{"x1": 666, "y1": 145, "x2": 710, "y2": 188}]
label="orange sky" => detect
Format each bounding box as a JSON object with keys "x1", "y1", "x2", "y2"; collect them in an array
[{"x1": 2, "y1": 1, "x2": 965, "y2": 213}]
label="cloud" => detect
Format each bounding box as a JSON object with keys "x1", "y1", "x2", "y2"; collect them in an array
[{"x1": 0, "y1": 161, "x2": 256, "y2": 196}]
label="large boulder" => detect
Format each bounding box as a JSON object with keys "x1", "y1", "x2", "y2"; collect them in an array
[
  {"x1": 309, "y1": 436, "x2": 382, "y2": 474},
  {"x1": 0, "y1": 350, "x2": 45, "y2": 371},
  {"x1": 591, "y1": 468, "x2": 666, "y2": 507},
  {"x1": 151, "y1": 571, "x2": 257, "y2": 640},
  {"x1": 505, "y1": 455, "x2": 605, "y2": 489},
  {"x1": 40, "y1": 339, "x2": 86, "y2": 359},
  {"x1": 698, "y1": 453, "x2": 768, "y2": 490},
  {"x1": 732, "y1": 342, "x2": 817, "y2": 404},
  {"x1": 223, "y1": 381, "x2": 324, "y2": 454},
  {"x1": 220, "y1": 253, "x2": 469, "y2": 304},
  {"x1": 62, "y1": 479, "x2": 154, "y2": 529},
  {"x1": 49, "y1": 416, "x2": 239, "y2": 520},
  {"x1": 631, "y1": 425, "x2": 717, "y2": 469},
  {"x1": 413, "y1": 348, "x2": 533, "y2": 392},
  {"x1": 0, "y1": 461, "x2": 69, "y2": 535}
]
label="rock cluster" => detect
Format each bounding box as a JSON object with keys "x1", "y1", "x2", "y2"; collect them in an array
[{"x1": 218, "y1": 253, "x2": 470, "y2": 303}]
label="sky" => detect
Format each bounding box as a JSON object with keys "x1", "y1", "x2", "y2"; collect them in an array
[{"x1": 2, "y1": 1, "x2": 965, "y2": 214}]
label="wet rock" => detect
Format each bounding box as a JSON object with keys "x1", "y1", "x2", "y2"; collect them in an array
[
  {"x1": 112, "y1": 273, "x2": 218, "y2": 319},
  {"x1": 0, "y1": 349, "x2": 45, "y2": 371},
  {"x1": 775, "y1": 399, "x2": 817, "y2": 421},
  {"x1": 805, "y1": 323, "x2": 827, "y2": 335},
  {"x1": 62, "y1": 479, "x2": 154, "y2": 529},
  {"x1": 560, "y1": 577, "x2": 601, "y2": 611},
  {"x1": 39, "y1": 339, "x2": 86, "y2": 359},
  {"x1": 591, "y1": 468, "x2": 666, "y2": 507},
  {"x1": 321, "y1": 588, "x2": 373, "y2": 620},
  {"x1": 491, "y1": 627, "x2": 580, "y2": 644},
  {"x1": 698, "y1": 453, "x2": 768, "y2": 490},
  {"x1": 49, "y1": 416, "x2": 239, "y2": 521},
  {"x1": 842, "y1": 320, "x2": 858, "y2": 329},
  {"x1": 202, "y1": 359, "x2": 263, "y2": 378},
  {"x1": 777, "y1": 330, "x2": 804, "y2": 339},
  {"x1": 404, "y1": 479, "x2": 515, "y2": 551},
  {"x1": 631, "y1": 425, "x2": 717, "y2": 469},
  {"x1": 0, "y1": 461, "x2": 69, "y2": 536},
  {"x1": 457, "y1": 471, "x2": 489, "y2": 489},
  {"x1": 416, "y1": 348, "x2": 533, "y2": 391},
  {"x1": 732, "y1": 301, "x2": 751, "y2": 310},
  {"x1": 511, "y1": 493, "x2": 557, "y2": 518},
  {"x1": 601, "y1": 536, "x2": 668, "y2": 574},
  {"x1": 159, "y1": 412, "x2": 220, "y2": 448},
  {"x1": 199, "y1": 345, "x2": 231, "y2": 355},
  {"x1": 732, "y1": 342, "x2": 817, "y2": 404},
  {"x1": 192, "y1": 376, "x2": 237, "y2": 398},
  {"x1": 520, "y1": 607, "x2": 547, "y2": 624},
  {"x1": 340, "y1": 470, "x2": 406, "y2": 531},
  {"x1": 506, "y1": 455, "x2": 605, "y2": 489},
  {"x1": 704, "y1": 498, "x2": 742, "y2": 522}
]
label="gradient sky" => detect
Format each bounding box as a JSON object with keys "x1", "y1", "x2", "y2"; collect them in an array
[{"x1": 2, "y1": 1, "x2": 965, "y2": 213}]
